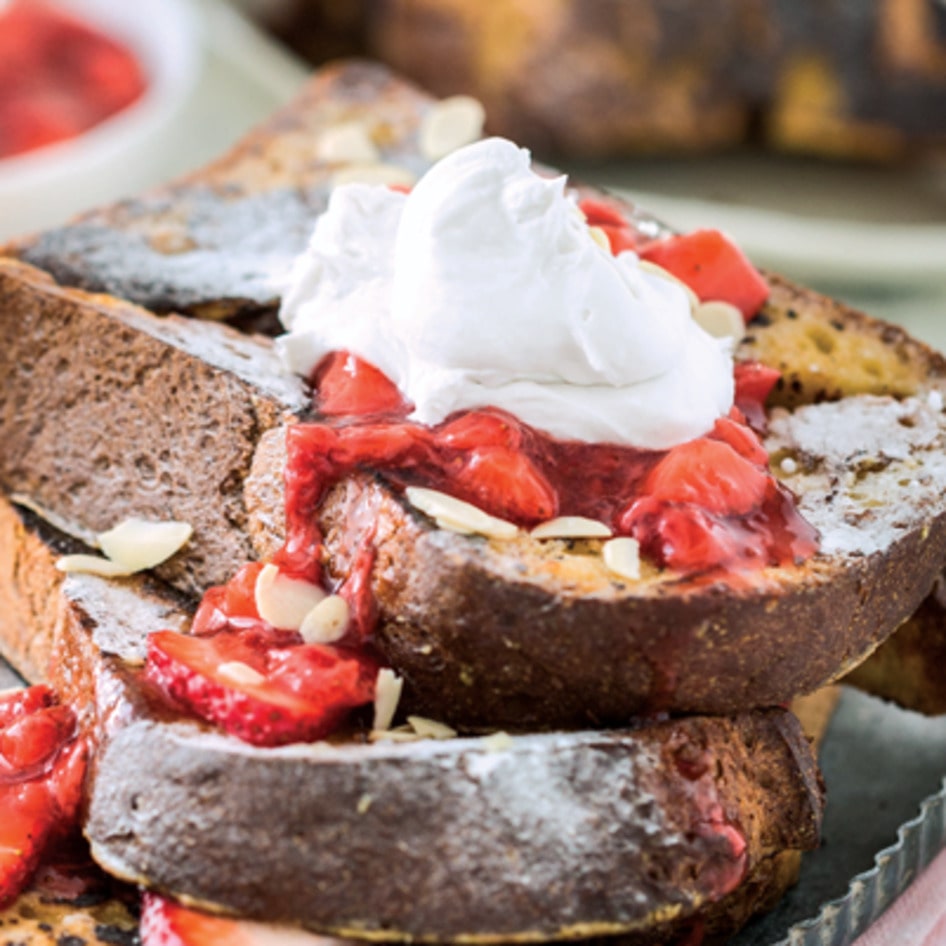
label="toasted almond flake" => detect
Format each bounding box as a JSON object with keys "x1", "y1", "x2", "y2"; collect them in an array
[
  {"x1": 588, "y1": 226, "x2": 611, "y2": 251},
  {"x1": 97, "y1": 518, "x2": 193, "y2": 572},
  {"x1": 603, "y1": 537, "x2": 641, "y2": 581},
  {"x1": 315, "y1": 122, "x2": 380, "y2": 164},
  {"x1": 481, "y1": 731, "x2": 514, "y2": 752},
  {"x1": 331, "y1": 163, "x2": 417, "y2": 188},
  {"x1": 55, "y1": 554, "x2": 134, "y2": 577},
  {"x1": 405, "y1": 486, "x2": 519, "y2": 540},
  {"x1": 407, "y1": 716, "x2": 457, "y2": 740},
  {"x1": 373, "y1": 668, "x2": 404, "y2": 732},
  {"x1": 693, "y1": 300, "x2": 746, "y2": 343},
  {"x1": 530, "y1": 516, "x2": 612, "y2": 540},
  {"x1": 638, "y1": 260, "x2": 700, "y2": 311},
  {"x1": 217, "y1": 661, "x2": 266, "y2": 687},
  {"x1": 419, "y1": 95, "x2": 486, "y2": 160},
  {"x1": 299, "y1": 594, "x2": 350, "y2": 645},
  {"x1": 254, "y1": 564, "x2": 326, "y2": 631}
]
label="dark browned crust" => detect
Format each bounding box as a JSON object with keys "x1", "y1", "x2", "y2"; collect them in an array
[
  {"x1": 844, "y1": 572, "x2": 946, "y2": 716},
  {"x1": 311, "y1": 471, "x2": 946, "y2": 728},
  {"x1": 3, "y1": 62, "x2": 436, "y2": 324},
  {"x1": 0, "y1": 258, "x2": 306, "y2": 597},
  {"x1": 0, "y1": 497, "x2": 823, "y2": 943}
]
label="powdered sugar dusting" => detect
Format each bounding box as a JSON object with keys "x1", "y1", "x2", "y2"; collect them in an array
[{"x1": 767, "y1": 394, "x2": 946, "y2": 556}]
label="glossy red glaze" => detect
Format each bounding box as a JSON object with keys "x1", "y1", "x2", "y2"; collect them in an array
[{"x1": 0, "y1": 687, "x2": 86, "y2": 909}]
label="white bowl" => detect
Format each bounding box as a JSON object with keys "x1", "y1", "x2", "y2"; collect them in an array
[{"x1": 0, "y1": 0, "x2": 201, "y2": 241}]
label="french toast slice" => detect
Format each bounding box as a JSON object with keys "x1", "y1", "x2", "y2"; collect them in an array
[
  {"x1": 2, "y1": 251, "x2": 946, "y2": 726},
  {"x1": 3, "y1": 61, "x2": 946, "y2": 728},
  {"x1": 0, "y1": 496, "x2": 823, "y2": 945}
]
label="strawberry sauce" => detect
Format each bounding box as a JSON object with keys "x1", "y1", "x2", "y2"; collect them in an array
[
  {"x1": 0, "y1": 1, "x2": 147, "y2": 160},
  {"x1": 274, "y1": 352, "x2": 818, "y2": 585}
]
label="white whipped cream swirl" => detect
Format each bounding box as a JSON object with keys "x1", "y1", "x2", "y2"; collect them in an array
[{"x1": 279, "y1": 137, "x2": 733, "y2": 449}]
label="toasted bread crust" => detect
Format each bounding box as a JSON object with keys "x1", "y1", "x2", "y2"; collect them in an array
[{"x1": 0, "y1": 497, "x2": 822, "y2": 943}]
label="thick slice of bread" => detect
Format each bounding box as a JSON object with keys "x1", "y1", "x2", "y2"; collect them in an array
[
  {"x1": 0, "y1": 496, "x2": 823, "y2": 944},
  {"x1": 843, "y1": 571, "x2": 946, "y2": 716},
  {"x1": 5, "y1": 63, "x2": 946, "y2": 726}
]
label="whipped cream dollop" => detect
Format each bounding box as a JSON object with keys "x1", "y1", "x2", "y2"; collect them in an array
[{"x1": 279, "y1": 137, "x2": 734, "y2": 448}]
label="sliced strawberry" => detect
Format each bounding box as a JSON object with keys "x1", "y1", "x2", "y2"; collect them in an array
[
  {"x1": 0, "y1": 705, "x2": 77, "y2": 771},
  {"x1": 577, "y1": 198, "x2": 641, "y2": 255},
  {"x1": 640, "y1": 230, "x2": 769, "y2": 321},
  {"x1": 191, "y1": 562, "x2": 266, "y2": 637},
  {"x1": 146, "y1": 630, "x2": 378, "y2": 748},
  {"x1": 709, "y1": 415, "x2": 769, "y2": 467},
  {"x1": 734, "y1": 360, "x2": 781, "y2": 431},
  {"x1": 643, "y1": 438, "x2": 769, "y2": 517},
  {"x1": 623, "y1": 497, "x2": 757, "y2": 572},
  {"x1": 141, "y1": 892, "x2": 329, "y2": 946},
  {"x1": 437, "y1": 409, "x2": 523, "y2": 451},
  {"x1": 0, "y1": 688, "x2": 86, "y2": 910},
  {"x1": 0, "y1": 686, "x2": 55, "y2": 730},
  {"x1": 313, "y1": 351, "x2": 410, "y2": 418},
  {"x1": 450, "y1": 445, "x2": 558, "y2": 523}
]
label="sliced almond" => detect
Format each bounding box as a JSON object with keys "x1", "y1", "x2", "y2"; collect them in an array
[
  {"x1": 603, "y1": 537, "x2": 642, "y2": 582},
  {"x1": 588, "y1": 226, "x2": 611, "y2": 252},
  {"x1": 315, "y1": 121, "x2": 380, "y2": 164},
  {"x1": 530, "y1": 516, "x2": 612, "y2": 540},
  {"x1": 97, "y1": 518, "x2": 193, "y2": 572},
  {"x1": 419, "y1": 95, "x2": 486, "y2": 160},
  {"x1": 55, "y1": 554, "x2": 135, "y2": 577},
  {"x1": 299, "y1": 594, "x2": 350, "y2": 645},
  {"x1": 481, "y1": 731, "x2": 514, "y2": 752},
  {"x1": 254, "y1": 563, "x2": 326, "y2": 631},
  {"x1": 638, "y1": 260, "x2": 700, "y2": 311},
  {"x1": 693, "y1": 300, "x2": 746, "y2": 343},
  {"x1": 405, "y1": 487, "x2": 519, "y2": 540},
  {"x1": 331, "y1": 163, "x2": 417, "y2": 189},
  {"x1": 373, "y1": 668, "x2": 404, "y2": 732},
  {"x1": 407, "y1": 716, "x2": 457, "y2": 740},
  {"x1": 217, "y1": 661, "x2": 266, "y2": 687}
]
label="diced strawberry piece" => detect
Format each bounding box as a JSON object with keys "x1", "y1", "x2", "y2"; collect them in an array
[
  {"x1": 437, "y1": 410, "x2": 523, "y2": 451},
  {"x1": 578, "y1": 198, "x2": 640, "y2": 254},
  {"x1": 643, "y1": 438, "x2": 769, "y2": 517},
  {"x1": 640, "y1": 230, "x2": 769, "y2": 320},
  {"x1": 145, "y1": 630, "x2": 378, "y2": 748},
  {"x1": 141, "y1": 892, "x2": 330, "y2": 946},
  {"x1": 313, "y1": 352, "x2": 410, "y2": 418},
  {"x1": 191, "y1": 562, "x2": 266, "y2": 637},
  {"x1": 734, "y1": 360, "x2": 781, "y2": 430},
  {"x1": 0, "y1": 706, "x2": 77, "y2": 770},
  {"x1": 267, "y1": 645, "x2": 378, "y2": 709},
  {"x1": 709, "y1": 415, "x2": 769, "y2": 467},
  {"x1": 623, "y1": 497, "x2": 757, "y2": 572},
  {"x1": 0, "y1": 686, "x2": 55, "y2": 730},
  {"x1": 0, "y1": 689, "x2": 86, "y2": 910},
  {"x1": 0, "y1": 781, "x2": 56, "y2": 909},
  {"x1": 451, "y1": 446, "x2": 558, "y2": 523}
]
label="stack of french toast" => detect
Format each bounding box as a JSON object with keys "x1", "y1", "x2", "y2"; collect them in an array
[{"x1": 1, "y1": 62, "x2": 946, "y2": 946}]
